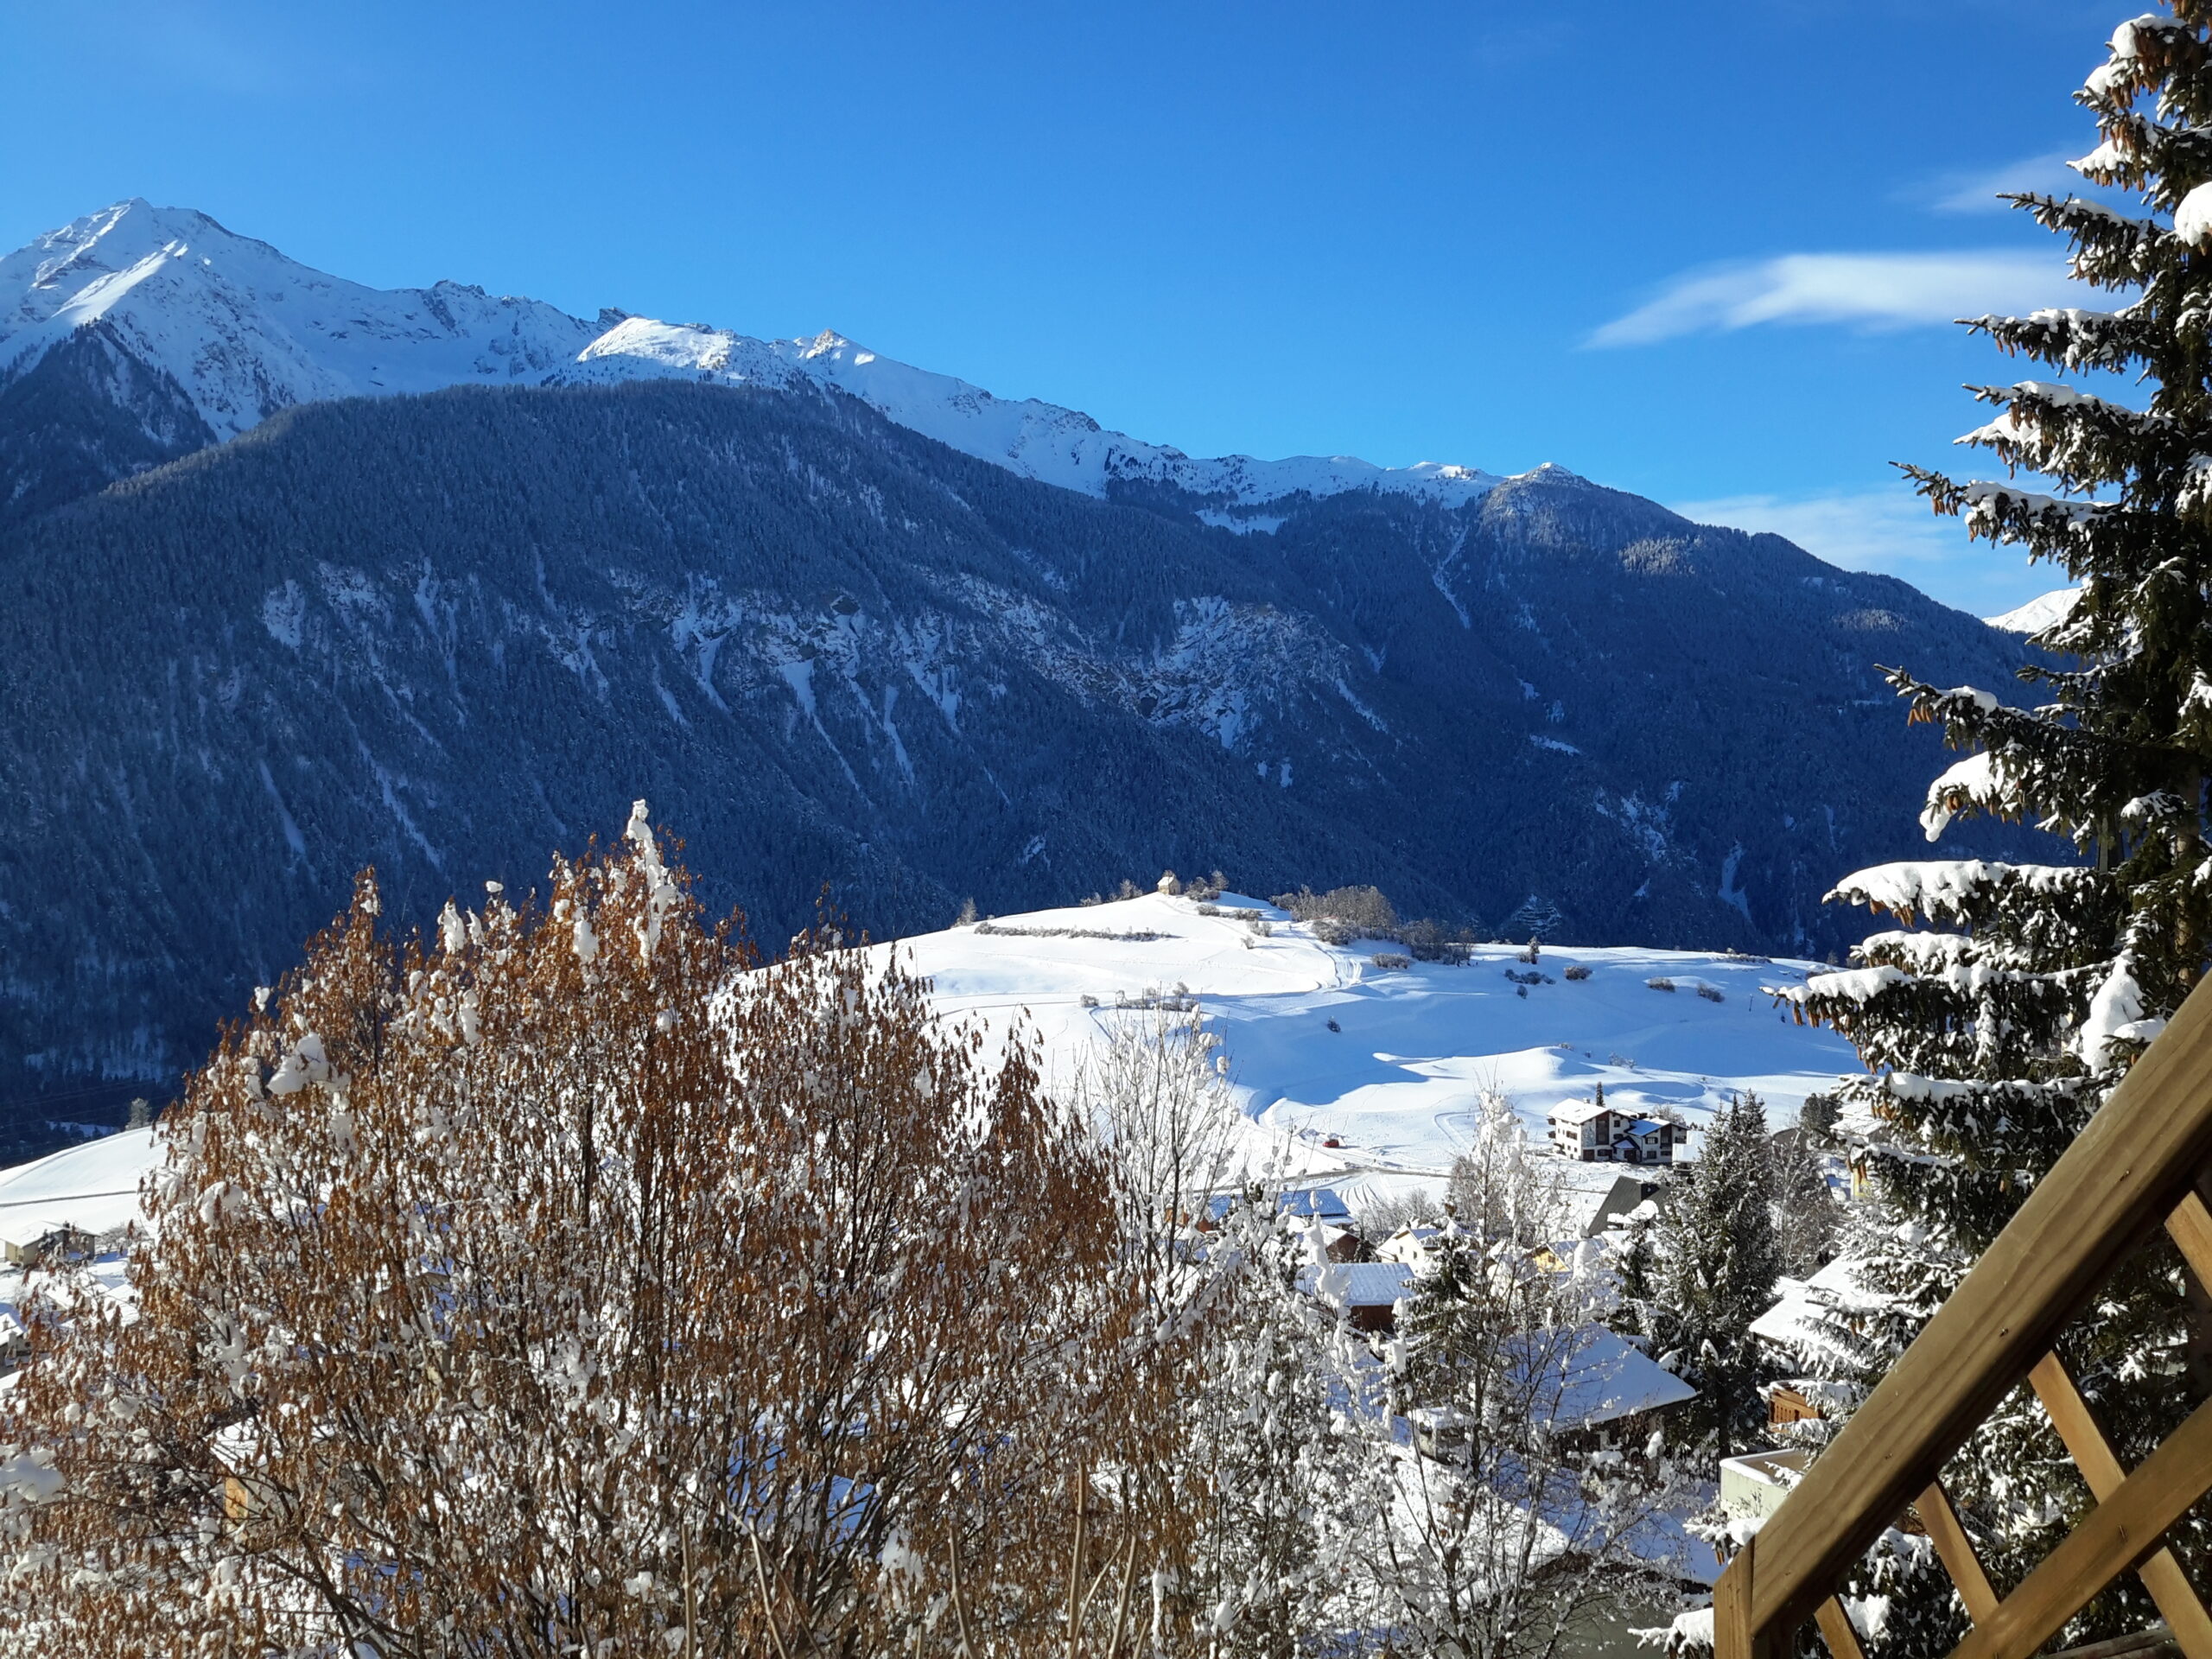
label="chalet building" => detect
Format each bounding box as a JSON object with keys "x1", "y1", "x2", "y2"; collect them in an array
[
  {"x1": 1372, "y1": 1224, "x2": 1444, "y2": 1266},
  {"x1": 1302, "y1": 1262, "x2": 1414, "y2": 1333},
  {"x1": 1408, "y1": 1324, "x2": 1697, "y2": 1459},
  {"x1": 1718, "y1": 1446, "x2": 1812, "y2": 1521},
  {"x1": 1545, "y1": 1084, "x2": 1684, "y2": 1165},
  {"x1": 0, "y1": 1220, "x2": 94, "y2": 1269},
  {"x1": 1548, "y1": 1164, "x2": 1663, "y2": 1240}
]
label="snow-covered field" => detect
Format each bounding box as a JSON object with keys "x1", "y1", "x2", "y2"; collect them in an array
[
  {"x1": 0, "y1": 1128, "x2": 161, "y2": 1351},
  {"x1": 0, "y1": 890, "x2": 1862, "y2": 1262},
  {"x1": 880, "y1": 890, "x2": 1861, "y2": 1215},
  {"x1": 0, "y1": 1128, "x2": 162, "y2": 1248}
]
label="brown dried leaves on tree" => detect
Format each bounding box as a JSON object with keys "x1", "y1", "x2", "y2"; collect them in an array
[{"x1": 0, "y1": 810, "x2": 1196, "y2": 1657}]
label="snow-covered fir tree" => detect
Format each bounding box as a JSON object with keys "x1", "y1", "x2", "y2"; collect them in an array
[
  {"x1": 1498, "y1": 894, "x2": 1567, "y2": 945},
  {"x1": 1614, "y1": 1093, "x2": 1781, "y2": 1453},
  {"x1": 1781, "y1": 9, "x2": 2212, "y2": 1649}
]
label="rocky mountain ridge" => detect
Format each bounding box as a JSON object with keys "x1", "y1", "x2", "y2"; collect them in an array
[{"x1": 1, "y1": 200, "x2": 1503, "y2": 515}]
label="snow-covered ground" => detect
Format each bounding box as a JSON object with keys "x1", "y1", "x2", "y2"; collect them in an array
[
  {"x1": 879, "y1": 890, "x2": 1860, "y2": 1215},
  {"x1": 0, "y1": 1128, "x2": 162, "y2": 1248},
  {"x1": 0, "y1": 1128, "x2": 162, "y2": 1351},
  {"x1": 0, "y1": 891, "x2": 1861, "y2": 1252}
]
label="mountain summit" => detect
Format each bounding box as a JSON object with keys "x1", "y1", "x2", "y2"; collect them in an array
[{"x1": 0, "y1": 200, "x2": 600, "y2": 438}]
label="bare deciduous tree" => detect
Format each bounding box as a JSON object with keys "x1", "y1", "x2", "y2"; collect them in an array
[{"x1": 0, "y1": 807, "x2": 1195, "y2": 1658}]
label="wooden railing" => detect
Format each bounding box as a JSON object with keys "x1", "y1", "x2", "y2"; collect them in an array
[{"x1": 1715, "y1": 974, "x2": 2212, "y2": 1659}]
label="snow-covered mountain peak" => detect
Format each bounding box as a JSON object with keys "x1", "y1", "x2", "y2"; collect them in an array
[
  {"x1": 568, "y1": 312, "x2": 1501, "y2": 506},
  {"x1": 1983, "y1": 587, "x2": 2080, "y2": 634},
  {"x1": 3, "y1": 200, "x2": 1504, "y2": 510},
  {"x1": 0, "y1": 199, "x2": 602, "y2": 440}
]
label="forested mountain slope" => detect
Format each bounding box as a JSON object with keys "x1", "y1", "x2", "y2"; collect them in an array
[{"x1": 0, "y1": 378, "x2": 2037, "y2": 1117}]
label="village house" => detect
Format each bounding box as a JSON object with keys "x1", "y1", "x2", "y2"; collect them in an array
[
  {"x1": 1198, "y1": 1186, "x2": 1365, "y2": 1262},
  {"x1": 1544, "y1": 1084, "x2": 1684, "y2": 1166},
  {"x1": 1718, "y1": 1446, "x2": 1812, "y2": 1521},
  {"x1": 1407, "y1": 1323, "x2": 1697, "y2": 1459},
  {"x1": 1554, "y1": 1164, "x2": 1661, "y2": 1237},
  {"x1": 1301, "y1": 1262, "x2": 1414, "y2": 1333},
  {"x1": 1762, "y1": 1378, "x2": 1855, "y2": 1431},
  {"x1": 0, "y1": 1219, "x2": 95, "y2": 1269},
  {"x1": 1371, "y1": 1223, "x2": 1444, "y2": 1265}
]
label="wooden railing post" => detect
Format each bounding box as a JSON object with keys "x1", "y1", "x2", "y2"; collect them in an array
[
  {"x1": 1948, "y1": 1394, "x2": 2212, "y2": 1659},
  {"x1": 1740, "y1": 975, "x2": 2212, "y2": 1643},
  {"x1": 1916, "y1": 1480, "x2": 1999, "y2": 1624},
  {"x1": 2028, "y1": 1353, "x2": 2212, "y2": 1659},
  {"x1": 1716, "y1": 1537, "x2": 1761, "y2": 1659},
  {"x1": 1816, "y1": 1598, "x2": 1869, "y2": 1659}
]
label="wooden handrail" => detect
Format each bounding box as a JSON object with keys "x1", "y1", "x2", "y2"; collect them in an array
[{"x1": 1719, "y1": 972, "x2": 2212, "y2": 1657}]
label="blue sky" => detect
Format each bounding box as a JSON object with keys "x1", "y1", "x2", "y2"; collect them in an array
[{"x1": 0, "y1": 0, "x2": 2131, "y2": 613}]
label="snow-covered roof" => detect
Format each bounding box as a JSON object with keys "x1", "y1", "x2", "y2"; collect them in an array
[
  {"x1": 1506, "y1": 1324, "x2": 1700, "y2": 1430},
  {"x1": 1277, "y1": 1187, "x2": 1355, "y2": 1224},
  {"x1": 1549, "y1": 1098, "x2": 1618, "y2": 1126},
  {"x1": 1373, "y1": 1224, "x2": 1444, "y2": 1263},
  {"x1": 1553, "y1": 1168, "x2": 1649, "y2": 1236},
  {"x1": 1749, "y1": 1257, "x2": 1888, "y2": 1369},
  {"x1": 1306, "y1": 1262, "x2": 1415, "y2": 1310},
  {"x1": 1202, "y1": 1185, "x2": 1356, "y2": 1227}
]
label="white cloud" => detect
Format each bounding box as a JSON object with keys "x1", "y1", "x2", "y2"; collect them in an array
[
  {"x1": 1665, "y1": 486, "x2": 2053, "y2": 614},
  {"x1": 1589, "y1": 251, "x2": 2077, "y2": 346},
  {"x1": 1924, "y1": 150, "x2": 2087, "y2": 214}
]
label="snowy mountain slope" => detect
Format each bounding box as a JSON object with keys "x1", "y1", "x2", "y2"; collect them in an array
[
  {"x1": 561, "y1": 316, "x2": 1503, "y2": 505},
  {"x1": 0, "y1": 200, "x2": 604, "y2": 441},
  {"x1": 1983, "y1": 587, "x2": 2079, "y2": 634},
  {"x1": 0, "y1": 200, "x2": 1497, "y2": 509},
  {"x1": 884, "y1": 889, "x2": 1858, "y2": 1212}
]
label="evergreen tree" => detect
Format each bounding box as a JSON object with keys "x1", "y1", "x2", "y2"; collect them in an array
[
  {"x1": 1616, "y1": 1093, "x2": 1781, "y2": 1452},
  {"x1": 1788, "y1": 10, "x2": 2212, "y2": 1648},
  {"x1": 1770, "y1": 1117, "x2": 1841, "y2": 1280},
  {"x1": 1498, "y1": 893, "x2": 1567, "y2": 944}
]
